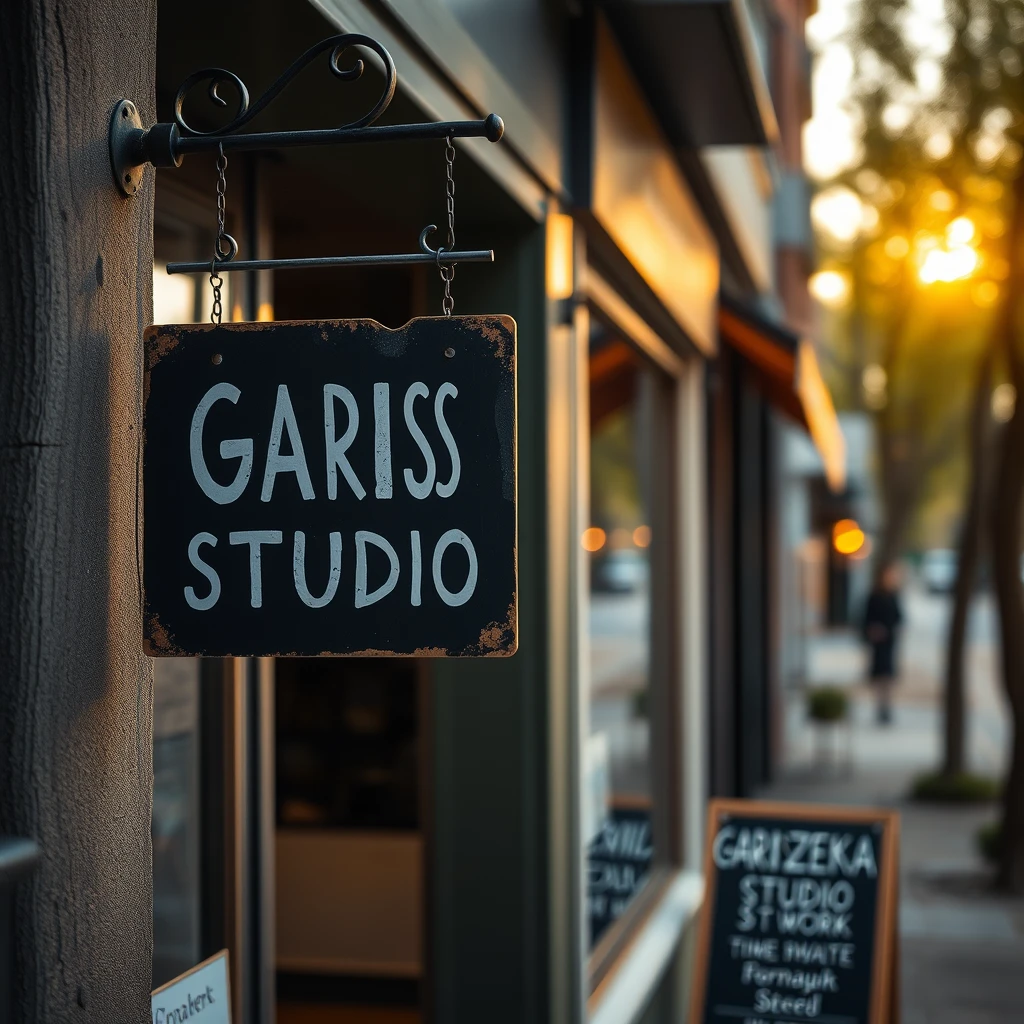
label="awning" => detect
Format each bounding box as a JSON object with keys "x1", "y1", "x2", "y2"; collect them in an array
[
  {"x1": 604, "y1": 0, "x2": 779, "y2": 146},
  {"x1": 719, "y1": 299, "x2": 846, "y2": 492}
]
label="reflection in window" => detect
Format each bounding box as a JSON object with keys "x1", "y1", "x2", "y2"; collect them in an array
[{"x1": 585, "y1": 331, "x2": 656, "y2": 949}]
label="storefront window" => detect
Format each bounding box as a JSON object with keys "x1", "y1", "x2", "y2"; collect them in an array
[
  {"x1": 152, "y1": 659, "x2": 201, "y2": 988},
  {"x1": 151, "y1": 239, "x2": 225, "y2": 988},
  {"x1": 585, "y1": 329, "x2": 657, "y2": 950}
]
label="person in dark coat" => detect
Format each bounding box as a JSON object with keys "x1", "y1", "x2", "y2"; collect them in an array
[{"x1": 863, "y1": 564, "x2": 904, "y2": 724}]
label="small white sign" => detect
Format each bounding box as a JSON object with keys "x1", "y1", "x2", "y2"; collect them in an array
[{"x1": 151, "y1": 950, "x2": 231, "y2": 1024}]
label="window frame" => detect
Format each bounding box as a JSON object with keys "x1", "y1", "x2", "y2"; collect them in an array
[
  {"x1": 576, "y1": 264, "x2": 707, "y2": 1009},
  {"x1": 582, "y1": 304, "x2": 681, "y2": 988}
]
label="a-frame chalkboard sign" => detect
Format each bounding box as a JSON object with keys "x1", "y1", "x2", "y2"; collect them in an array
[
  {"x1": 690, "y1": 799, "x2": 900, "y2": 1024},
  {"x1": 142, "y1": 316, "x2": 517, "y2": 658}
]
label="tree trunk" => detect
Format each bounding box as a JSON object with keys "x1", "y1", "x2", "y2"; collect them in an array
[
  {"x1": 990, "y1": 174, "x2": 1024, "y2": 894},
  {"x1": 0, "y1": 1, "x2": 156, "y2": 1020},
  {"x1": 942, "y1": 349, "x2": 994, "y2": 778},
  {"x1": 991, "y1": 385, "x2": 1024, "y2": 892},
  {"x1": 873, "y1": 431, "x2": 924, "y2": 575}
]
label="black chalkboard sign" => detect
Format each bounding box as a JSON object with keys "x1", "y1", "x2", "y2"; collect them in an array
[
  {"x1": 143, "y1": 316, "x2": 516, "y2": 657},
  {"x1": 690, "y1": 800, "x2": 899, "y2": 1024}
]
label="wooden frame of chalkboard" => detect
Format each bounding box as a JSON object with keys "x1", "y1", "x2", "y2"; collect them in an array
[{"x1": 689, "y1": 799, "x2": 900, "y2": 1024}]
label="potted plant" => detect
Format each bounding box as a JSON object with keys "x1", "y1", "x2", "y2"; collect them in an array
[{"x1": 806, "y1": 686, "x2": 849, "y2": 724}]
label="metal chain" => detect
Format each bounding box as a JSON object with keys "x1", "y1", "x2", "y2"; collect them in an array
[
  {"x1": 437, "y1": 135, "x2": 457, "y2": 316},
  {"x1": 210, "y1": 143, "x2": 229, "y2": 323}
]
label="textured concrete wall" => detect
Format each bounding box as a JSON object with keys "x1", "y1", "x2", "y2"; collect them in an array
[{"x1": 0, "y1": 1, "x2": 156, "y2": 1020}]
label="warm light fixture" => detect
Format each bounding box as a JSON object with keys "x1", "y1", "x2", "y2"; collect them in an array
[
  {"x1": 546, "y1": 213, "x2": 575, "y2": 301},
  {"x1": 832, "y1": 518, "x2": 866, "y2": 556},
  {"x1": 581, "y1": 526, "x2": 606, "y2": 552},
  {"x1": 632, "y1": 525, "x2": 651, "y2": 548}
]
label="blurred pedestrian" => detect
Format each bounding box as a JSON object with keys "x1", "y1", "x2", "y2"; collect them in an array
[{"x1": 863, "y1": 564, "x2": 904, "y2": 724}]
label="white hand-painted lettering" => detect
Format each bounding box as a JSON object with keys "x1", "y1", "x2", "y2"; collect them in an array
[
  {"x1": 324, "y1": 384, "x2": 365, "y2": 500},
  {"x1": 410, "y1": 530, "x2": 422, "y2": 607},
  {"x1": 434, "y1": 383, "x2": 460, "y2": 498},
  {"x1": 261, "y1": 385, "x2": 315, "y2": 502},
  {"x1": 293, "y1": 531, "x2": 342, "y2": 608},
  {"x1": 229, "y1": 530, "x2": 283, "y2": 608},
  {"x1": 432, "y1": 528, "x2": 478, "y2": 607},
  {"x1": 403, "y1": 382, "x2": 436, "y2": 499},
  {"x1": 190, "y1": 383, "x2": 252, "y2": 504},
  {"x1": 355, "y1": 530, "x2": 400, "y2": 607},
  {"x1": 373, "y1": 383, "x2": 393, "y2": 499},
  {"x1": 184, "y1": 532, "x2": 221, "y2": 610}
]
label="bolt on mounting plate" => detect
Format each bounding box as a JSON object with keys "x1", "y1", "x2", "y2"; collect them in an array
[{"x1": 110, "y1": 100, "x2": 144, "y2": 196}]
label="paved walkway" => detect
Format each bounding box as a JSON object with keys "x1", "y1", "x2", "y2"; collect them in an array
[{"x1": 762, "y1": 583, "x2": 1023, "y2": 1023}]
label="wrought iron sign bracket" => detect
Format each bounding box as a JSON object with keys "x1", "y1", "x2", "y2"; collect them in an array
[{"x1": 109, "y1": 33, "x2": 505, "y2": 275}]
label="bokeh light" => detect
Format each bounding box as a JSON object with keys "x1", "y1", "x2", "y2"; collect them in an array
[
  {"x1": 862, "y1": 364, "x2": 888, "y2": 409},
  {"x1": 972, "y1": 281, "x2": 1000, "y2": 308},
  {"x1": 946, "y1": 216, "x2": 976, "y2": 245},
  {"x1": 832, "y1": 519, "x2": 867, "y2": 556},
  {"x1": 811, "y1": 186, "x2": 865, "y2": 244},
  {"x1": 992, "y1": 383, "x2": 1017, "y2": 424},
  {"x1": 847, "y1": 536, "x2": 873, "y2": 561},
  {"x1": 917, "y1": 236, "x2": 979, "y2": 284},
  {"x1": 581, "y1": 527, "x2": 606, "y2": 552},
  {"x1": 809, "y1": 269, "x2": 851, "y2": 308},
  {"x1": 884, "y1": 235, "x2": 910, "y2": 260}
]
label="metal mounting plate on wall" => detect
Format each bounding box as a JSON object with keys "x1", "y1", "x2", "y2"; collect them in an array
[{"x1": 110, "y1": 100, "x2": 144, "y2": 197}]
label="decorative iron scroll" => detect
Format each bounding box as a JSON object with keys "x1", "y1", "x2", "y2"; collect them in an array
[
  {"x1": 109, "y1": 34, "x2": 503, "y2": 193},
  {"x1": 172, "y1": 34, "x2": 397, "y2": 138},
  {"x1": 108, "y1": 33, "x2": 505, "y2": 291}
]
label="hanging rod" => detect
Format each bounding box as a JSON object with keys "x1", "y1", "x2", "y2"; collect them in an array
[
  {"x1": 167, "y1": 225, "x2": 494, "y2": 274},
  {"x1": 109, "y1": 32, "x2": 504, "y2": 196},
  {"x1": 167, "y1": 252, "x2": 494, "y2": 274}
]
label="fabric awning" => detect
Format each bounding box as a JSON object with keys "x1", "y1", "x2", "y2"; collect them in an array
[{"x1": 719, "y1": 298, "x2": 846, "y2": 492}]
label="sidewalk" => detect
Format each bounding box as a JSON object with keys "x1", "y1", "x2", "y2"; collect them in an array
[{"x1": 762, "y1": 607, "x2": 1023, "y2": 1023}]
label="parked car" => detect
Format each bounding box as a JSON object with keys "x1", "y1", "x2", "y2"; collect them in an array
[
  {"x1": 592, "y1": 550, "x2": 649, "y2": 593},
  {"x1": 921, "y1": 549, "x2": 957, "y2": 593}
]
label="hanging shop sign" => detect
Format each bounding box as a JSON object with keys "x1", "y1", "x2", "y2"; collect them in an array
[
  {"x1": 689, "y1": 799, "x2": 900, "y2": 1024},
  {"x1": 112, "y1": 33, "x2": 517, "y2": 657},
  {"x1": 151, "y1": 949, "x2": 231, "y2": 1024},
  {"x1": 143, "y1": 316, "x2": 517, "y2": 657}
]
